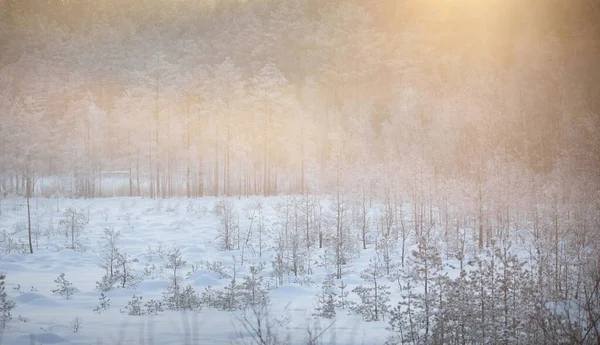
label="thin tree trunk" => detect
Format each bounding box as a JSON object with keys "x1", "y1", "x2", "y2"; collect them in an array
[{"x1": 26, "y1": 171, "x2": 33, "y2": 254}]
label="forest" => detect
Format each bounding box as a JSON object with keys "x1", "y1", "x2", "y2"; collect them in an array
[{"x1": 0, "y1": 0, "x2": 599, "y2": 344}]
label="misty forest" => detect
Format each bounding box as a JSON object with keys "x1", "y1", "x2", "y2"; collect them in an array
[{"x1": 0, "y1": 0, "x2": 599, "y2": 344}]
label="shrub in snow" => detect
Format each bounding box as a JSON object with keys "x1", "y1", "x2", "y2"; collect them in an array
[
  {"x1": 119, "y1": 295, "x2": 164, "y2": 315},
  {"x1": 144, "y1": 299, "x2": 164, "y2": 315},
  {"x1": 235, "y1": 303, "x2": 289, "y2": 345},
  {"x1": 164, "y1": 281, "x2": 201, "y2": 311},
  {"x1": 93, "y1": 292, "x2": 111, "y2": 314},
  {"x1": 69, "y1": 316, "x2": 82, "y2": 333},
  {"x1": 95, "y1": 274, "x2": 118, "y2": 293},
  {"x1": 3, "y1": 236, "x2": 29, "y2": 255},
  {"x1": 144, "y1": 243, "x2": 165, "y2": 262},
  {"x1": 52, "y1": 273, "x2": 76, "y2": 299},
  {"x1": 0, "y1": 273, "x2": 16, "y2": 329},
  {"x1": 186, "y1": 263, "x2": 200, "y2": 278},
  {"x1": 40, "y1": 319, "x2": 55, "y2": 332},
  {"x1": 293, "y1": 275, "x2": 315, "y2": 287},
  {"x1": 142, "y1": 263, "x2": 159, "y2": 278},
  {"x1": 11, "y1": 221, "x2": 27, "y2": 235},
  {"x1": 200, "y1": 286, "x2": 218, "y2": 308},
  {"x1": 175, "y1": 286, "x2": 202, "y2": 311},
  {"x1": 122, "y1": 295, "x2": 144, "y2": 316},
  {"x1": 201, "y1": 260, "x2": 229, "y2": 278},
  {"x1": 202, "y1": 264, "x2": 269, "y2": 311}
]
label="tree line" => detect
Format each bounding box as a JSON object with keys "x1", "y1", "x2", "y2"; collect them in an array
[{"x1": 0, "y1": 0, "x2": 597, "y2": 200}]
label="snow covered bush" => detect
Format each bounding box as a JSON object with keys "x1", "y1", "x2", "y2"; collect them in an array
[
  {"x1": 174, "y1": 285, "x2": 202, "y2": 311},
  {"x1": 201, "y1": 265, "x2": 269, "y2": 311},
  {"x1": 122, "y1": 295, "x2": 144, "y2": 316},
  {"x1": 52, "y1": 273, "x2": 76, "y2": 299},
  {"x1": 201, "y1": 260, "x2": 230, "y2": 278},
  {"x1": 144, "y1": 299, "x2": 164, "y2": 315}
]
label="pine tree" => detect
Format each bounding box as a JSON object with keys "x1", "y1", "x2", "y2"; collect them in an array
[
  {"x1": 59, "y1": 208, "x2": 86, "y2": 250},
  {"x1": 93, "y1": 292, "x2": 111, "y2": 314},
  {"x1": 52, "y1": 273, "x2": 76, "y2": 299},
  {"x1": 313, "y1": 274, "x2": 337, "y2": 319},
  {"x1": 336, "y1": 280, "x2": 350, "y2": 309},
  {"x1": 240, "y1": 264, "x2": 269, "y2": 309},
  {"x1": 215, "y1": 199, "x2": 238, "y2": 250},
  {"x1": 163, "y1": 247, "x2": 186, "y2": 310},
  {"x1": 221, "y1": 277, "x2": 242, "y2": 311},
  {"x1": 97, "y1": 227, "x2": 121, "y2": 291},
  {"x1": 0, "y1": 273, "x2": 16, "y2": 329},
  {"x1": 387, "y1": 239, "x2": 445, "y2": 343},
  {"x1": 116, "y1": 252, "x2": 139, "y2": 289},
  {"x1": 350, "y1": 255, "x2": 390, "y2": 322}
]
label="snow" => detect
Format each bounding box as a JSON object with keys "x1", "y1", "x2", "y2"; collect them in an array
[
  {"x1": 0, "y1": 196, "x2": 391, "y2": 345},
  {"x1": 15, "y1": 332, "x2": 66, "y2": 344}
]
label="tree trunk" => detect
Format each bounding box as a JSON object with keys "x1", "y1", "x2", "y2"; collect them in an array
[
  {"x1": 26, "y1": 173, "x2": 33, "y2": 254},
  {"x1": 215, "y1": 125, "x2": 219, "y2": 196}
]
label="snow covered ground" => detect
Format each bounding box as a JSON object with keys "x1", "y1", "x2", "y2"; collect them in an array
[{"x1": 0, "y1": 196, "x2": 394, "y2": 345}]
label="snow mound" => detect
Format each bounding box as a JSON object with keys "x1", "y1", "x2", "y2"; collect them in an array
[
  {"x1": 0, "y1": 254, "x2": 25, "y2": 262},
  {"x1": 137, "y1": 279, "x2": 169, "y2": 292},
  {"x1": 29, "y1": 255, "x2": 55, "y2": 263},
  {"x1": 270, "y1": 284, "x2": 314, "y2": 298},
  {"x1": 55, "y1": 249, "x2": 81, "y2": 259},
  {"x1": 119, "y1": 238, "x2": 146, "y2": 246},
  {"x1": 186, "y1": 270, "x2": 222, "y2": 281},
  {"x1": 0, "y1": 262, "x2": 27, "y2": 271},
  {"x1": 15, "y1": 292, "x2": 48, "y2": 304},
  {"x1": 193, "y1": 275, "x2": 222, "y2": 287},
  {"x1": 181, "y1": 246, "x2": 206, "y2": 254},
  {"x1": 29, "y1": 297, "x2": 61, "y2": 307},
  {"x1": 105, "y1": 288, "x2": 138, "y2": 298},
  {"x1": 18, "y1": 332, "x2": 66, "y2": 344}
]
